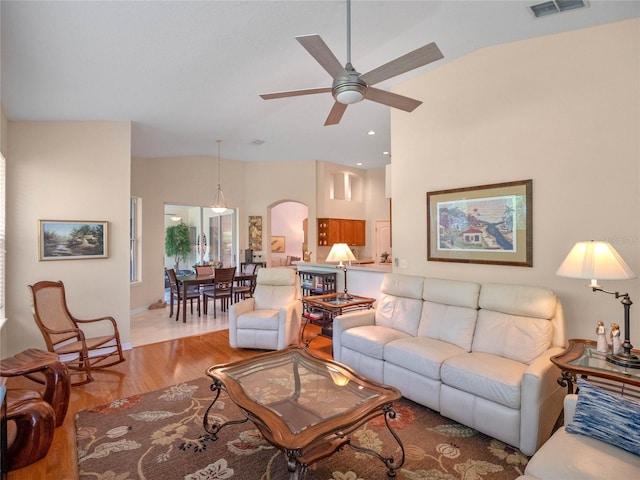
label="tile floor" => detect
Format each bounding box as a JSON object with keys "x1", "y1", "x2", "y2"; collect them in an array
[{"x1": 130, "y1": 297, "x2": 229, "y2": 347}]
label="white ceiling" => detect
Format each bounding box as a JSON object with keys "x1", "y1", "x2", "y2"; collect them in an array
[{"x1": 2, "y1": 0, "x2": 638, "y2": 169}]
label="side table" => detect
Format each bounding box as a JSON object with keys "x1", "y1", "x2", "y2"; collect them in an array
[
  {"x1": 550, "y1": 339, "x2": 640, "y2": 395},
  {"x1": 0, "y1": 349, "x2": 70, "y2": 426},
  {"x1": 302, "y1": 293, "x2": 375, "y2": 338}
]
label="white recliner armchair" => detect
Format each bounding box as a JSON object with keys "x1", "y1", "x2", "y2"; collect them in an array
[{"x1": 228, "y1": 267, "x2": 302, "y2": 350}]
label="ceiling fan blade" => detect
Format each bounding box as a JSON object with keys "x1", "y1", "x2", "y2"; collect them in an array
[
  {"x1": 365, "y1": 87, "x2": 422, "y2": 112},
  {"x1": 260, "y1": 87, "x2": 332, "y2": 100},
  {"x1": 324, "y1": 102, "x2": 348, "y2": 126},
  {"x1": 296, "y1": 34, "x2": 349, "y2": 79},
  {"x1": 360, "y1": 42, "x2": 444, "y2": 86}
]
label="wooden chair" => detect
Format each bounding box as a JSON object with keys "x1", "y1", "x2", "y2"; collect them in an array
[
  {"x1": 194, "y1": 265, "x2": 215, "y2": 296},
  {"x1": 27, "y1": 281, "x2": 125, "y2": 386},
  {"x1": 166, "y1": 268, "x2": 201, "y2": 320},
  {"x1": 203, "y1": 267, "x2": 236, "y2": 318},
  {"x1": 234, "y1": 263, "x2": 259, "y2": 302}
]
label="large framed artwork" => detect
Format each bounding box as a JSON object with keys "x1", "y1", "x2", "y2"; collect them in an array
[
  {"x1": 248, "y1": 216, "x2": 262, "y2": 251},
  {"x1": 427, "y1": 179, "x2": 532, "y2": 267},
  {"x1": 39, "y1": 220, "x2": 109, "y2": 261}
]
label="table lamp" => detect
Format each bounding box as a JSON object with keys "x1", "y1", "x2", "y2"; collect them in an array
[
  {"x1": 556, "y1": 240, "x2": 640, "y2": 368},
  {"x1": 326, "y1": 243, "x2": 356, "y2": 298}
]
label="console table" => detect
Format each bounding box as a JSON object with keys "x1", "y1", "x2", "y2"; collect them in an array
[{"x1": 551, "y1": 339, "x2": 640, "y2": 395}]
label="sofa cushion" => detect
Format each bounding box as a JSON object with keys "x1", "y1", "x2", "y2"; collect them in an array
[
  {"x1": 375, "y1": 293, "x2": 423, "y2": 336},
  {"x1": 566, "y1": 378, "x2": 640, "y2": 457},
  {"x1": 423, "y1": 277, "x2": 480, "y2": 309},
  {"x1": 472, "y1": 310, "x2": 553, "y2": 364},
  {"x1": 236, "y1": 310, "x2": 279, "y2": 329},
  {"x1": 524, "y1": 427, "x2": 640, "y2": 480},
  {"x1": 384, "y1": 337, "x2": 466, "y2": 380},
  {"x1": 380, "y1": 273, "x2": 424, "y2": 299},
  {"x1": 417, "y1": 301, "x2": 478, "y2": 351},
  {"x1": 479, "y1": 283, "x2": 557, "y2": 319},
  {"x1": 441, "y1": 352, "x2": 526, "y2": 409},
  {"x1": 341, "y1": 325, "x2": 410, "y2": 360}
]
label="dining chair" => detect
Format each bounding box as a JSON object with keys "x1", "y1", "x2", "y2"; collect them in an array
[
  {"x1": 194, "y1": 264, "x2": 215, "y2": 296},
  {"x1": 203, "y1": 267, "x2": 236, "y2": 318},
  {"x1": 27, "y1": 280, "x2": 125, "y2": 385},
  {"x1": 233, "y1": 263, "x2": 259, "y2": 302},
  {"x1": 166, "y1": 268, "x2": 201, "y2": 320}
]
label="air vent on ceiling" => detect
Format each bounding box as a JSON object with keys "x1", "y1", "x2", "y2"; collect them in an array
[{"x1": 530, "y1": 0, "x2": 589, "y2": 18}]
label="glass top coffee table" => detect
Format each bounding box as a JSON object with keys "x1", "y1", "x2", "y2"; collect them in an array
[{"x1": 204, "y1": 347, "x2": 404, "y2": 479}]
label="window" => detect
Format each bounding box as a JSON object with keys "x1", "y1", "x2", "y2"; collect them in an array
[
  {"x1": 130, "y1": 197, "x2": 141, "y2": 282},
  {"x1": 0, "y1": 154, "x2": 5, "y2": 318}
]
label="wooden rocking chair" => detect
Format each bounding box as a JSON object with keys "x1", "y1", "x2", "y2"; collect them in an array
[{"x1": 27, "y1": 280, "x2": 125, "y2": 385}]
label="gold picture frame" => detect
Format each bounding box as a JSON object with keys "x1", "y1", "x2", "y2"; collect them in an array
[
  {"x1": 427, "y1": 180, "x2": 532, "y2": 267},
  {"x1": 39, "y1": 220, "x2": 109, "y2": 261},
  {"x1": 271, "y1": 236, "x2": 285, "y2": 253}
]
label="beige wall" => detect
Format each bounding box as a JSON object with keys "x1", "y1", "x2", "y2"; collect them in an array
[
  {"x1": 5, "y1": 121, "x2": 132, "y2": 356},
  {"x1": 391, "y1": 19, "x2": 640, "y2": 342}
]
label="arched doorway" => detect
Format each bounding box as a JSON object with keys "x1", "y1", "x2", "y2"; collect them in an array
[{"x1": 267, "y1": 200, "x2": 309, "y2": 266}]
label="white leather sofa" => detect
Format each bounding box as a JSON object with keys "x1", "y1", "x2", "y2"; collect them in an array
[
  {"x1": 517, "y1": 394, "x2": 640, "y2": 479},
  {"x1": 333, "y1": 273, "x2": 567, "y2": 456}
]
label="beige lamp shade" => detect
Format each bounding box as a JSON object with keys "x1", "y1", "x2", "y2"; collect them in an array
[
  {"x1": 556, "y1": 241, "x2": 635, "y2": 287},
  {"x1": 325, "y1": 243, "x2": 356, "y2": 266}
]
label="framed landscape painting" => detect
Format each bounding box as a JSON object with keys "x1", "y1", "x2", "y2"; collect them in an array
[
  {"x1": 39, "y1": 220, "x2": 109, "y2": 261},
  {"x1": 427, "y1": 180, "x2": 532, "y2": 267}
]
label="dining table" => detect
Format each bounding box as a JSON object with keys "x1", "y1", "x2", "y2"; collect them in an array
[{"x1": 176, "y1": 271, "x2": 254, "y2": 323}]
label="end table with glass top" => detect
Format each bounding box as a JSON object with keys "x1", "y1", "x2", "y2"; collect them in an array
[
  {"x1": 204, "y1": 347, "x2": 404, "y2": 479},
  {"x1": 302, "y1": 293, "x2": 375, "y2": 338},
  {"x1": 551, "y1": 339, "x2": 640, "y2": 394}
]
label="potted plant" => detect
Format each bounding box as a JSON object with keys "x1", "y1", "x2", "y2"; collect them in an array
[{"x1": 165, "y1": 222, "x2": 191, "y2": 272}]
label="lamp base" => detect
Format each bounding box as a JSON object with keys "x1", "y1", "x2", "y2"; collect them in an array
[{"x1": 606, "y1": 352, "x2": 640, "y2": 369}]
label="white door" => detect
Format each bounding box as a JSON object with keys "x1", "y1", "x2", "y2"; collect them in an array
[{"x1": 375, "y1": 220, "x2": 391, "y2": 264}]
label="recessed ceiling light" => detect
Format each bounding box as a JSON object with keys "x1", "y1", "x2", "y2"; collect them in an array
[
  {"x1": 383, "y1": 151, "x2": 390, "y2": 155},
  {"x1": 356, "y1": 162, "x2": 363, "y2": 166},
  {"x1": 367, "y1": 130, "x2": 375, "y2": 136},
  {"x1": 250, "y1": 139, "x2": 265, "y2": 145}
]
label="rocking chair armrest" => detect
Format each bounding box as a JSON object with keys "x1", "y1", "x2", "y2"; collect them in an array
[
  {"x1": 38, "y1": 325, "x2": 81, "y2": 337},
  {"x1": 74, "y1": 315, "x2": 118, "y2": 328}
]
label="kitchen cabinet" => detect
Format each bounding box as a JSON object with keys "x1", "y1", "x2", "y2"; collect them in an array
[{"x1": 317, "y1": 218, "x2": 365, "y2": 247}]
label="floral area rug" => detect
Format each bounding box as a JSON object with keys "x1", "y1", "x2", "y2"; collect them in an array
[{"x1": 75, "y1": 376, "x2": 529, "y2": 479}]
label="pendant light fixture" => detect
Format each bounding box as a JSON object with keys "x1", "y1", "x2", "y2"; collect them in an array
[{"x1": 211, "y1": 139, "x2": 228, "y2": 214}]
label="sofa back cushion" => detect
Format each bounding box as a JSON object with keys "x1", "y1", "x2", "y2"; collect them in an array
[
  {"x1": 375, "y1": 273, "x2": 424, "y2": 336},
  {"x1": 417, "y1": 278, "x2": 480, "y2": 351},
  {"x1": 472, "y1": 283, "x2": 557, "y2": 364},
  {"x1": 254, "y1": 267, "x2": 299, "y2": 310}
]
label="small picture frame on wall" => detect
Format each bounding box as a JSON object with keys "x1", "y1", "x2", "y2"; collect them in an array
[
  {"x1": 271, "y1": 236, "x2": 285, "y2": 253},
  {"x1": 427, "y1": 179, "x2": 532, "y2": 267},
  {"x1": 39, "y1": 220, "x2": 109, "y2": 261}
]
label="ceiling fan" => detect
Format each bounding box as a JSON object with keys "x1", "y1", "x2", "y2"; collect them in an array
[{"x1": 260, "y1": 0, "x2": 444, "y2": 126}]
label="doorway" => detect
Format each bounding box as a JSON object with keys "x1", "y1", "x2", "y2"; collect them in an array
[{"x1": 375, "y1": 220, "x2": 392, "y2": 264}]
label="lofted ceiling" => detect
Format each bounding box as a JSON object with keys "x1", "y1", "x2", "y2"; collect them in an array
[{"x1": 1, "y1": 0, "x2": 638, "y2": 169}]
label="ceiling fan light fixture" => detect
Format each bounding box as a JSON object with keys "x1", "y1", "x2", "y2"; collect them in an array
[
  {"x1": 211, "y1": 139, "x2": 228, "y2": 214},
  {"x1": 334, "y1": 83, "x2": 367, "y2": 105}
]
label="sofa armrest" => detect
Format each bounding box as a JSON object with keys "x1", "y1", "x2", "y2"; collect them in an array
[
  {"x1": 228, "y1": 298, "x2": 256, "y2": 348},
  {"x1": 520, "y1": 346, "x2": 566, "y2": 455},
  {"x1": 276, "y1": 299, "x2": 302, "y2": 350},
  {"x1": 563, "y1": 394, "x2": 577, "y2": 424},
  {"x1": 332, "y1": 309, "x2": 376, "y2": 362}
]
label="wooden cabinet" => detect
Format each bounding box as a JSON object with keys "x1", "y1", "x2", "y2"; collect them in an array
[{"x1": 317, "y1": 218, "x2": 365, "y2": 246}]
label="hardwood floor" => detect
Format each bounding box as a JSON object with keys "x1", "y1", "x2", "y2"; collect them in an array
[{"x1": 5, "y1": 325, "x2": 333, "y2": 480}]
